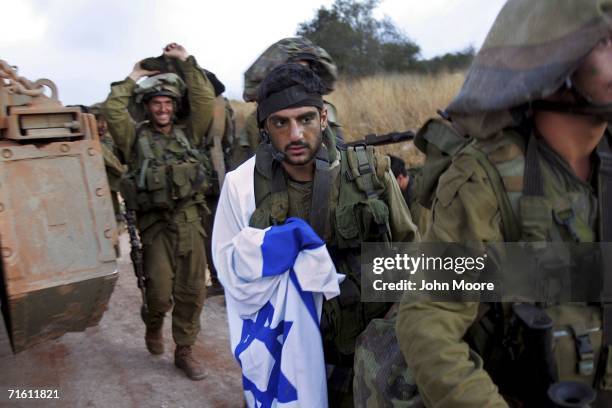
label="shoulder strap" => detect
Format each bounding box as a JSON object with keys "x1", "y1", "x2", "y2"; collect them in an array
[
  {"x1": 136, "y1": 128, "x2": 155, "y2": 189},
  {"x1": 415, "y1": 118, "x2": 472, "y2": 209},
  {"x1": 463, "y1": 143, "x2": 521, "y2": 242},
  {"x1": 309, "y1": 146, "x2": 332, "y2": 239},
  {"x1": 596, "y1": 134, "x2": 612, "y2": 388}
]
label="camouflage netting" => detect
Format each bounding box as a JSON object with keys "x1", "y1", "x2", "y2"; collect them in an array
[
  {"x1": 447, "y1": 0, "x2": 612, "y2": 116},
  {"x1": 243, "y1": 37, "x2": 338, "y2": 102}
]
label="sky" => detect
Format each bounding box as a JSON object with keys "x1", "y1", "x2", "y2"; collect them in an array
[{"x1": 1, "y1": 0, "x2": 506, "y2": 105}]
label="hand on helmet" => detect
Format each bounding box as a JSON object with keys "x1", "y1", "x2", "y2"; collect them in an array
[
  {"x1": 129, "y1": 62, "x2": 159, "y2": 82},
  {"x1": 163, "y1": 43, "x2": 189, "y2": 62}
]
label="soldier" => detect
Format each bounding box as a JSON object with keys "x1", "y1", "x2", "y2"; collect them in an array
[
  {"x1": 396, "y1": 1, "x2": 612, "y2": 406},
  {"x1": 212, "y1": 63, "x2": 419, "y2": 406},
  {"x1": 234, "y1": 37, "x2": 343, "y2": 168},
  {"x1": 389, "y1": 155, "x2": 429, "y2": 234},
  {"x1": 89, "y1": 102, "x2": 126, "y2": 219},
  {"x1": 103, "y1": 43, "x2": 215, "y2": 380}
]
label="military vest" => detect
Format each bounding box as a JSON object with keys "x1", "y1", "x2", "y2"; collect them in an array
[
  {"x1": 120, "y1": 124, "x2": 212, "y2": 230},
  {"x1": 459, "y1": 127, "x2": 612, "y2": 404},
  {"x1": 249, "y1": 142, "x2": 392, "y2": 365},
  {"x1": 407, "y1": 117, "x2": 612, "y2": 405}
]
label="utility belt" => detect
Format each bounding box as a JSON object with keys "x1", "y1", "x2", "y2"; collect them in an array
[{"x1": 121, "y1": 161, "x2": 209, "y2": 212}]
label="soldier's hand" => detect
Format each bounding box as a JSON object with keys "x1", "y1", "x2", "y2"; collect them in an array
[
  {"x1": 129, "y1": 62, "x2": 159, "y2": 82},
  {"x1": 163, "y1": 43, "x2": 189, "y2": 62}
]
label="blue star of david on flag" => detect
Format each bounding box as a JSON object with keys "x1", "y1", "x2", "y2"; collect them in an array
[{"x1": 235, "y1": 301, "x2": 297, "y2": 407}]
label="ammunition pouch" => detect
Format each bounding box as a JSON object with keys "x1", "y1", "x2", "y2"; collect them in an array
[
  {"x1": 333, "y1": 146, "x2": 391, "y2": 249},
  {"x1": 322, "y1": 251, "x2": 390, "y2": 364},
  {"x1": 121, "y1": 162, "x2": 208, "y2": 212},
  {"x1": 122, "y1": 125, "x2": 211, "y2": 212}
]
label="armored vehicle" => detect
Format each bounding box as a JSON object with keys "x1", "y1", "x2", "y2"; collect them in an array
[{"x1": 0, "y1": 59, "x2": 118, "y2": 354}]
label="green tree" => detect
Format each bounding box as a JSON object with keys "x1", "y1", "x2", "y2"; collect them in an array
[
  {"x1": 416, "y1": 47, "x2": 475, "y2": 74},
  {"x1": 297, "y1": 0, "x2": 474, "y2": 76},
  {"x1": 297, "y1": 0, "x2": 420, "y2": 76}
]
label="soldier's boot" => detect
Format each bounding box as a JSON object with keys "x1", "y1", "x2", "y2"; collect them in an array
[
  {"x1": 175, "y1": 345, "x2": 207, "y2": 381},
  {"x1": 145, "y1": 326, "x2": 164, "y2": 355},
  {"x1": 207, "y1": 274, "x2": 224, "y2": 297}
]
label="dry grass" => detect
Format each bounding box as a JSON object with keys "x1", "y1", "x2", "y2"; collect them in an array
[
  {"x1": 230, "y1": 71, "x2": 465, "y2": 166},
  {"x1": 327, "y1": 72, "x2": 464, "y2": 166}
]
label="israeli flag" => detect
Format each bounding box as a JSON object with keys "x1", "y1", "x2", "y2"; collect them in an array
[{"x1": 212, "y1": 158, "x2": 342, "y2": 408}]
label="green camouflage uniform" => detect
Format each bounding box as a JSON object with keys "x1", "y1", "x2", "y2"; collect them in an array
[
  {"x1": 103, "y1": 57, "x2": 215, "y2": 346},
  {"x1": 396, "y1": 1, "x2": 612, "y2": 407},
  {"x1": 250, "y1": 130, "x2": 419, "y2": 406},
  {"x1": 89, "y1": 103, "x2": 126, "y2": 216},
  {"x1": 100, "y1": 134, "x2": 126, "y2": 216}
]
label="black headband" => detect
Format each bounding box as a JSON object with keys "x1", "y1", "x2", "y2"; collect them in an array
[{"x1": 257, "y1": 85, "x2": 324, "y2": 125}]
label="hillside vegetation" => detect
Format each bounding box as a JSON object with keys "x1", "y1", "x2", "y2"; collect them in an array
[{"x1": 231, "y1": 71, "x2": 465, "y2": 166}]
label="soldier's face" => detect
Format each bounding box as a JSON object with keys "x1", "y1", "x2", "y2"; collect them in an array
[
  {"x1": 96, "y1": 116, "x2": 108, "y2": 137},
  {"x1": 573, "y1": 36, "x2": 612, "y2": 105},
  {"x1": 266, "y1": 106, "x2": 327, "y2": 166},
  {"x1": 147, "y1": 96, "x2": 174, "y2": 127}
]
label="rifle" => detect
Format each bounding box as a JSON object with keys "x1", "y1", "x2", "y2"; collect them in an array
[
  {"x1": 345, "y1": 130, "x2": 415, "y2": 147},
  {"x1": 124, "y1": 210, "x2": 149, "y2": 323}
]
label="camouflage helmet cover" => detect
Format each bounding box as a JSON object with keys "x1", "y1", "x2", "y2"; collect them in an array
[
  {"x1": 134, "y1": 73, "x2": 186, "y2": 104},
  {"x1": 447, "y1": 0, "x2": 612, "y2": 117},
  {"x1": 128, "y1": 73, "x2": 186, "y2": 123},
  {"x1": 243, "y1": 37, "x2": 338, "y2": 102}
]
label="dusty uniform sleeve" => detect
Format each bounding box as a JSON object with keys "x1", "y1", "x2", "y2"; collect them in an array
[
  {"x1": 383, "y1": 169, "x2": 420, "y2": 242},
  {"x1": 103, "y1": 78, "x2": 137, "y2": 160},
  {"x1": 176, "y1": 56, "x2": 216, "y2": 147},
  {"x1": 396, "y1": 154, "x2": 508, "y2": 408}
]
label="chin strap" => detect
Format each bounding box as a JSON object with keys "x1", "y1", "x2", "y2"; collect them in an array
[
  {"x1": 531, "y1": 80, "x2": 612, "y2": 122},
  {"x1": 530, "y1": 99, "x2": 612, "y2": 122}
]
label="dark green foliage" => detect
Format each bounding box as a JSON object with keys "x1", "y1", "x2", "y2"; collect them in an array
[{"x1": 297, "y1": 0, "x2": 474, "y2": 76}]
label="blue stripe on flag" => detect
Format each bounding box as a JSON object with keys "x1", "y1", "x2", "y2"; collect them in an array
[
  {"x1": 261, "y1": 217, "x2": 324, "y2": 277},
  {"x1": 289, "y1": 269, "x2": 319, "y2": 326}
]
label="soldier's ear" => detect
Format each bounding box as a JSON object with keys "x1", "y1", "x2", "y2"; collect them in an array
[{"x1": 319, "y1": 107, "x2": 328, "y2": 130}]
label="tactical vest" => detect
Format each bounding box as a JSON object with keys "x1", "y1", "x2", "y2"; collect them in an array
[
  {"x1": 120, "y1": 124, "x2": 212, "y2": 218},
  {"x1": 249, "y1": 142, "x2": 392, "y2": 365},
  {"x1": 419, "y1": 118, "x2": 612, "y2": 403}
]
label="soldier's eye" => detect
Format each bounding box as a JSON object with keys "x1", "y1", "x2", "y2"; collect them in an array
[
  {"x1": 597, "y1": 36, "x2": 612, "y2": 48},
  {"x1": 272, "y1": 118, "x2": 286, "y2": 128}
]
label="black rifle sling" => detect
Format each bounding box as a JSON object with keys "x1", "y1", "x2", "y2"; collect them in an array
[
  {"x1": 309, "y1": 146, "x2": 332, "y2": 239},
  {"x1": 598, "y1": 134, "x2": 612, "y2": 391},
  {"x1": 523, "y1": 135, "x2": 545, "y2": 197}
]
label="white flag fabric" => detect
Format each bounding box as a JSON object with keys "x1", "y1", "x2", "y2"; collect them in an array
[{"x1": 212, "y1": 157, "x2": 342, "y2": 408}]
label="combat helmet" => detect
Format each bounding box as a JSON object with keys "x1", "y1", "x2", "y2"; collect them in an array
[
  {"x1": 446, "y1": 0, "x2": 612, "y2": 137},
  {"x1": 243, "y1": 37, "x2": 338, "y2": 102},
  {"x1": 129, "y1": 73, "x2": 186, "y2": 123},
  {"x1": 134, "y1": 73, "x2": 185, "y2": 104}
]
